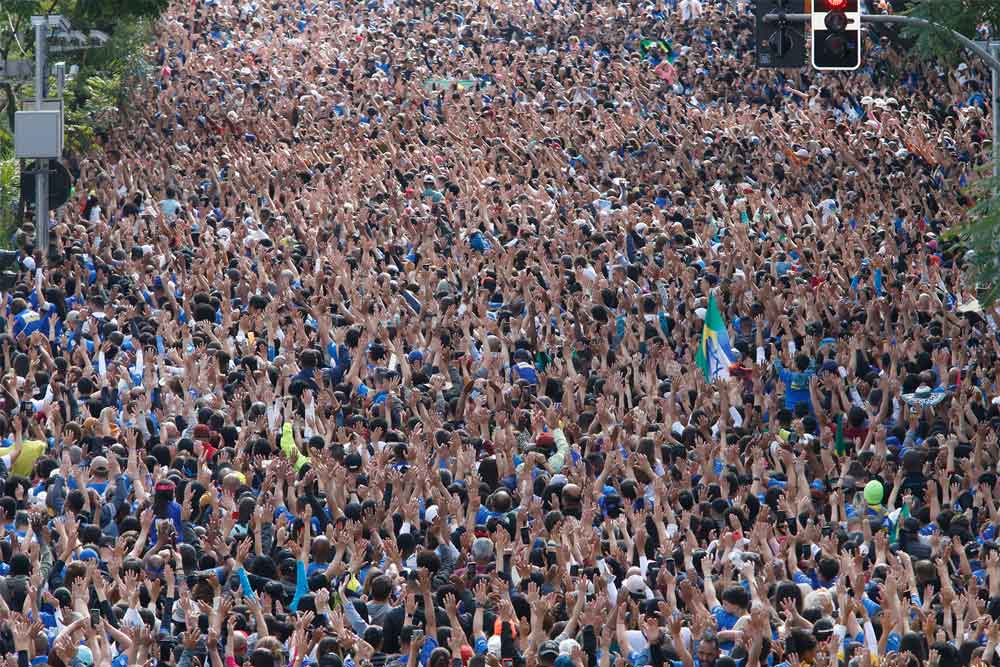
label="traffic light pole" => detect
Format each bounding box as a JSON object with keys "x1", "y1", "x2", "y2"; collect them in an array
[
  {"x1": 766, "y1": 12, "x2": 1000, "y2": 185},
  {"x1": 994, "y1": 42, "x2": 998, "y2": 182},
  {"x1": 764, "y1": 13, "x2": 1000, "y2": 72},
  {"x1": 991, "y1": 41, "x2": 999, "y2": 183}
]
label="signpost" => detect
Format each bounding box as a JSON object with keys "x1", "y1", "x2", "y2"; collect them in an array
[
  {"x1": 10, "y1": 15, "x2": 99, "y2": 262},
  {"x1": 33, "y1": 16, "x2": 51, "y2": 257}
]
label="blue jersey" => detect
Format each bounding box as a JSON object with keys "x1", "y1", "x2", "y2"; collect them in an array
[
  {"x1": 774, "y1": 358, "x2": 814, "y2": 411},
  {"x1": 14, "y1": 309, "x2": 44, "y2": 337}
]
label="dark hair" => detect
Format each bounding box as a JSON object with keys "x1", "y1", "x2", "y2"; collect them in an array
[
  {"x1": 774, "y1": 581, "x2": 802, "y2": 612},
  {"x1": 817, "y1": 557, "x2": 839, "y2": 581},
  {"x1": 898, "y1": 633, "x2": 927, "y2": 662},
  {"x1": 786, "y1": 628, "x2": 817, "y2": 656},
  {"x1": 416, "y1": 549, "x2": 441, "y2": 573},
  {"x1": 9, "y1": 553, "x2": 31, "y2": 576},
  {"x1": 369, "y1": 574, "x2": 392, "y2": 601},
  {"x1": 929, "y1": 641, "x2": 960, "y2": 667},
  {"x1": 795, "y1": 354, "x2": 810, "y2": 372},
  {"x1": 363, "y1": 626, "x2": 383, "y2": 651},
  {"x1": 721, "y1": 585, "x2": 751, "y2": 610}
]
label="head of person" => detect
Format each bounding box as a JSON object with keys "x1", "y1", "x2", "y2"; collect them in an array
[
  {"x1": 696, "y1": 632, "x2": 721, "y2": 667},
  {"x1": 721, "y1": 584, "x2": 750, "y2": 616}
]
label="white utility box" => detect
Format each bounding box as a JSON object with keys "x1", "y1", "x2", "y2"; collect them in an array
[{"x1": 14, "y1": 110, "x2": 63, "y2": 158}]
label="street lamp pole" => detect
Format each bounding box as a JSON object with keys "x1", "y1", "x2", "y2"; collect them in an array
[{"x1": 31, "y1": 16, "x2": 50, "y2": 258}]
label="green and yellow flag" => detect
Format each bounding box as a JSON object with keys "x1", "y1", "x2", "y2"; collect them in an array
[{"x1": 694, "y1": 292, "x2": 733, "y2": 382}]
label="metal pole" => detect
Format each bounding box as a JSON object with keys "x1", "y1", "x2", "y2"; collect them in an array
[
  {"x1": 993, "y1": 42, "x2": 999, "y2": 183},
  {"x1": 31, "y1": 17, "x2": 50, "y2": 260}
]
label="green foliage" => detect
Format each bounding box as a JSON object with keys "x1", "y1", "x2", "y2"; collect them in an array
[
  {"x1": 61, "y1": 16, "x2": 155, "y2": 151},
  {"x1": 0, "y1": 157, "x2": 20, "y2": 250},
  {"x1": 71, "y1": 0, "x2": 168, "y2": 31},
  {"x1": 947, "y1": 174, "x2": 1000, "y2": 305},
  {"x1": 0, "y1": 1, "x2": 161, "y2": 152},
  {"x1": 903, "y1": 0, "x2": 999, "y2": 63}
]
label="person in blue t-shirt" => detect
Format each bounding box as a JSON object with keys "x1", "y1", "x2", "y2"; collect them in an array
[
  {"x1": 10, "y1": 297, "x2": 48, "y2": 338},
  {"x1": 702, "y1": 559, "x2": 750, "y2": 653},
  {"x1": 773, "y1": 349, "x2": 816, "y2": 412}
]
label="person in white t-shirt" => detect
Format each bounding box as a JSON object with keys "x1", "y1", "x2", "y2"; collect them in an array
[{"x1": 679, "y1": 0, "x2": 703, "y2": 22}]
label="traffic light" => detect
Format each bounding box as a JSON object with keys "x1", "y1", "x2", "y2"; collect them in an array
[
  {"x1": 754, "y1": 0, "x2": 806, "y2": 68},
  {"x1": 811, "y1": 0, "x2": 861, "y2": 70}
]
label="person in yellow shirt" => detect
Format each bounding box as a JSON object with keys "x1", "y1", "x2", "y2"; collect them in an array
[
  {"x1": 0, "y1": 415, "x2": 46, "y2": 478},
  {"x1": 0, "y1": 438, "x2": 46, "y2": 477}
]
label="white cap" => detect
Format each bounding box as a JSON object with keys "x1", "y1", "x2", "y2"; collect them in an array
[
  {"x1": 424, "y1": 505, "x2": 439, "y2": 523},
  {"x1": 559, "y1": 639, "x2": 581, "y2": 656},
  {"x1": 624, "y1": 573, "x2": 647, "y2": 596}
]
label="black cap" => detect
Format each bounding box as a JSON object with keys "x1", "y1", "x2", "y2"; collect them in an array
[
  {"x1": 539, "y1": 641, "x2": 560, "y2": 659},
  {"x1": 813, "y1": 617, "x2": 835, "y2": 640}
]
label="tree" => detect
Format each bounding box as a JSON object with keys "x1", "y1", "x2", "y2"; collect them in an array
[
  {"x1": 0, "y1": 0, "x2": 167, "y2": 132},
  {"x1": 951, "y1": 175, "x2": 1000, "y2": 305},
  {"x1": 0, "y1": 0, "x2": 166, "y2": 243},
  {"x1": 72, "y1": 0, "x2": 168, "y2": 31},
  {"x1": 903, "y1": 0, "x2": 1000, "y2": 61},
  {"x1": 900, "y1": 0, "x2": 1000, "y2": 303}
]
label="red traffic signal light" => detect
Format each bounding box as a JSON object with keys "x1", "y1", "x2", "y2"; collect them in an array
[{"x1": 811, "y1": 0, "x2": 860, "y2": 70}]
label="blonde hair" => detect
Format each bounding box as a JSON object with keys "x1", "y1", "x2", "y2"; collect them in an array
[{"x1": 803, "y1": 588, "x2": 832, "y2": 614}]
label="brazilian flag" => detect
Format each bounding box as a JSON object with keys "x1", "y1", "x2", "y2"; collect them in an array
[{"x1": 639, "y1": 38, "x2": 677, "y2": 64}]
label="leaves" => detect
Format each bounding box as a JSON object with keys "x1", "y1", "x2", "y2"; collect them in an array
[
  {"x1": 946, "y1": 173, "x2": 1000, "y2": 306},
  {"x1": 903, "y1": 0, "x2": 1000, "y2": 64},
  {"x1": 0, "y1": 157, "x2": 19, "y2": 246},
  {"x1": 2, "y1": 4, "x2": 162, "y2": 155}
]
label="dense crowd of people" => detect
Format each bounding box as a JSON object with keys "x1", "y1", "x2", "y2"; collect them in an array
[{"x1": 0, "y1": 1, "x2": 998, "y2": 667}]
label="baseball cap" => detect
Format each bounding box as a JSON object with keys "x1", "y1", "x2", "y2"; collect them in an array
[
  {"x1": 90, "y1": 456, "x2": 109, "y2": 474},
  {"x1": 77, "y1": 548, "x2": 99, "y2": 562},
  {"x1": 539, "y1": 641, "x2": 560, "y2": 659},
  {"x1": 813, "y1": 617, "x2": 835, "y2": 640},
  {"x1": 345, "y1": 452, "x2": 363, "y2": 471},
  {"x1": 624, "y1": 574, "x2": 647, "y2": 596}
]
